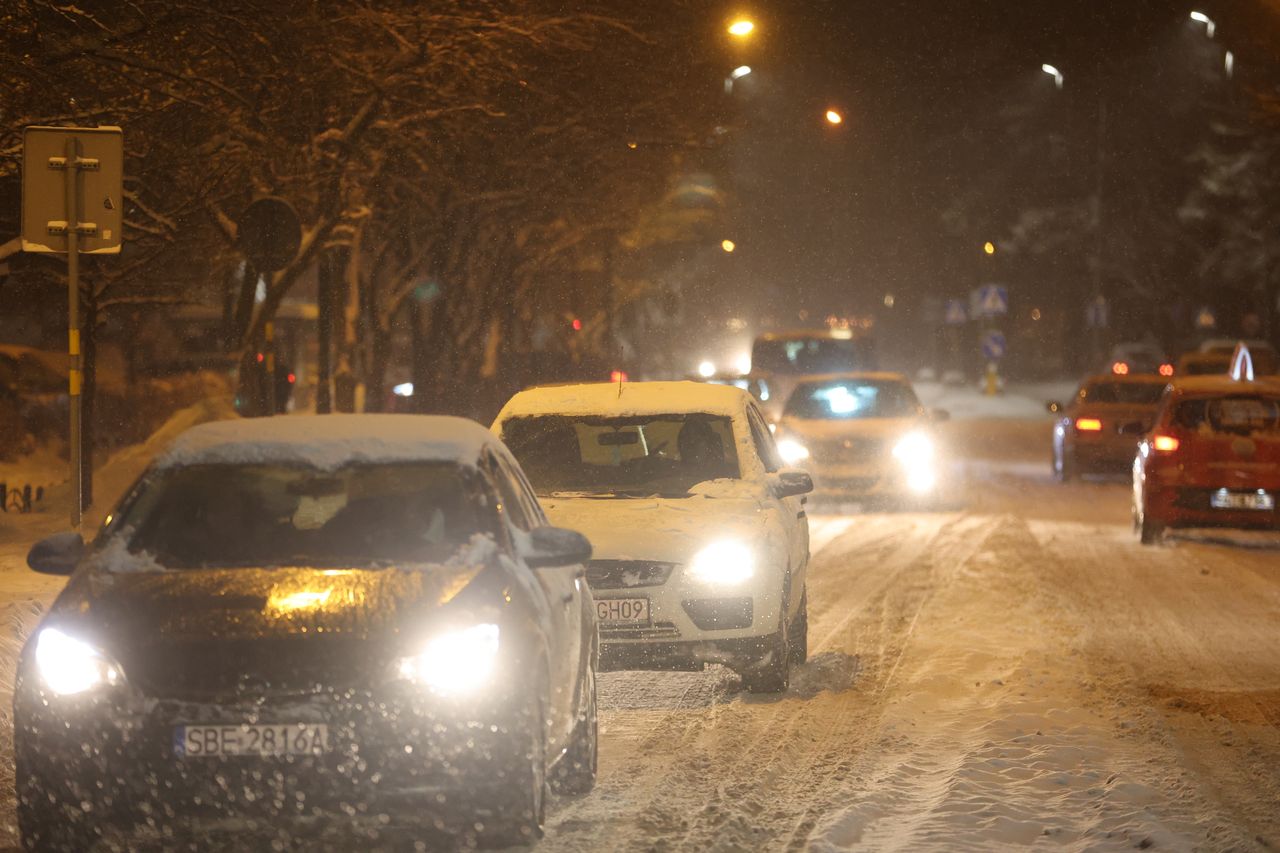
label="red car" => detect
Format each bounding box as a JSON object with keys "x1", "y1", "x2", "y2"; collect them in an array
[{"x1": 1133, "y1": 375, "x2": 1280, "y2": 543}]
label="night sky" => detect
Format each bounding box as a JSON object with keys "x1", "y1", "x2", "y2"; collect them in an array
[{"x1": 715, "y1": 0, "x2": 1242, "y2": 323}]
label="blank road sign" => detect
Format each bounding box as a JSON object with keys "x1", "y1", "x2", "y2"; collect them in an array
[{"x1": 21, "y1": 126, "x2": 124, "y2": 255}]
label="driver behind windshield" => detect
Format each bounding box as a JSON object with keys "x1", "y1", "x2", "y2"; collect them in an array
[{"x1": 502, "y1": 414, "x2": 740, "y2": 497}]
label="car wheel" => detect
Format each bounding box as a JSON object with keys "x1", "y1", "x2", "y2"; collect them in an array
[
  {"x1": 1138, "y1": 502, "x2": 1164, "y2": 546},
  {"x1": 470, "y1": 700, "x2": 548, "y2": 848},
  {"x1": 1056, "y1": 451, "x2": 1077, "y2": 482},
  {"x1": 787, "y1": 589, "x2": 808, "y2": 666},
  {"x1": 741, "y1": 599, "x2": 791, "y2": 694},
  {"x1": 550, "y1": 660, "x2": 598, "y2": 796}
]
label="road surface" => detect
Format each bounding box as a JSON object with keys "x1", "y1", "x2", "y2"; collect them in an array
[{"x1": 0, "y1": 416, "x2": 1277, "y2": 851}]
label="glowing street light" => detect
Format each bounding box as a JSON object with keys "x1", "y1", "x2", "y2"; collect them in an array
[
  {"x1": 730, "y1": 65, "x2": 752, "y2": 80},
  {"x1": 1189, "y1": 10, "x2": 1216, "y2": 38},
  {"x1": 728, "y1": 19, "x2": 755, "y2": 38},
  {"x1": 1041, "y1": 63, "x2": 1064, "y2": 90},
  {"x1": 983, "y1": 241, "x2": 996, "y2": 255},
  {"x1": 825, "y1": 109, "x2": 843, "y2": 125},
  {"x1": 721, "y1": 239, "x2": 736, "y2": 253}
]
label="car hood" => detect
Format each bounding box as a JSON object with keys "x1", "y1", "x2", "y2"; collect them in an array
[{"x1": 540, "y1": 494, "x2": 767, "y2": 564}]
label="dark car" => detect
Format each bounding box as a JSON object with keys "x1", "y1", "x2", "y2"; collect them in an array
[
  {"x1": 15, "y1": 414, "x2": 598, "y2": 850},
  {"x1": 1049, "y1": 375, "x2": 1170, "y2": 480}
]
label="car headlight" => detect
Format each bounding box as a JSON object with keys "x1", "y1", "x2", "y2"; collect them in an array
[
  {"x1": 892, "y1": 431, "x2": 934, "y2": 463},
  {"x1": 399, "y1": 623, "x2": 500, "y2": 697},
  {"x1": 688, "y1": 540, "x2": 755, "y2": 585},
  {"x1": 892, "y1": 432, "x2": 937, "y2": 493},
  {"x1": 776, "y1": 438, "x2": 810, "y2": 466},
  {"x1": 34, "y1": 627, "x2": 123, "y2": 696}
]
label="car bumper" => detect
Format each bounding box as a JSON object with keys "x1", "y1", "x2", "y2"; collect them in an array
[
  {"x1": 15, "y1": 682, "x2": 535, "y2": 841},
  {"x1": 1143, "y1": 484, "x2": 1280, "y2": 531},
  {"x1": 1067, "y1": 439, "x2": 1141, "y2": 471},
  {"x1": 805, "y1": 461, "x2": 937, "y2": 500}
]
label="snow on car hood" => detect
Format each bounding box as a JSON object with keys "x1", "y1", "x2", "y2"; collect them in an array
[{"x1": 541, "y1": 490, "x2": 768, "y2": 564}]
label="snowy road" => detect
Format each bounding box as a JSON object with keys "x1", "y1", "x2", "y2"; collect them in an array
[{"x1": 1, "y1": 416, "x2": 1278, "y2": 850}]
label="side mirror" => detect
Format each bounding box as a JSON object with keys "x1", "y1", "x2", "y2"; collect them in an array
[
  {"x1": 28, "y1": 532, "x2": 84, "y2": 576},
  {"x1": 523, "y1": 526, "x2": 592, "y2": 570},
  {"x1": 1046, "y1": 401, "x2": 1063, "y2": 414},
  {"x1": 929, "y1": 408, "x2": 951, "y2": 423},
  {"x1": 770, "y1": 469, "x2": 814, "y2": 499}
]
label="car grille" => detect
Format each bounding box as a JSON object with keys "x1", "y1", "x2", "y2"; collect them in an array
[
  {"x1": 600, "y1": 621, "x2": 681, "y2": 641},
  {"x1": 807, "y1": 436, "x2": 886, "y2": 464},
  {"x1": 587, "y1": 559, "x2": 676, "y2": 590},
  {"x1": 120, "y1": 636, "x2": 379, "y2": 701}
]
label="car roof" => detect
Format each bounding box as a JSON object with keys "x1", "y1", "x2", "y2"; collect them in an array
[
  {"x1": 155, "y1": 414, "x2": 497, "y2": 470},
  {"x1": 1171, "y1": 376, "x2": 1280, "y2": 397},
  {"x1": 496, "y1": 381, "x2": 750, "y2": 420},
  {"x1": 1198, "y1": 338, "x2": 1275, "y2": 352},
  {"x1": 1079, "y1": 373, "x2": 1171, "y2": 385},
  {"x1": 791, "y1": 371, "x2": 910, "y2": 385},
  {"x1": 754, "y1": 328, "x2": 867, "y2": 342}
]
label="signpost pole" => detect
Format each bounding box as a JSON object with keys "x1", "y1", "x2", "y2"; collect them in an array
[{"x1": 63, "y1": 137, "x2": 83, "y2": 529}]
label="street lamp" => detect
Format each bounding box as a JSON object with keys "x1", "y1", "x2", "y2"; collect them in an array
[
  {"x1": 1189, "y1": 11, "x2": 1216, "y2": 38},
  {"x1": 1041, "y1": 63, "x2": 1064, "y2": 90},
  {"x1": 825, "y1": 109, "x2": 843, "y2": 125},
  {"x1": 724, "y1": 65, "x2": 752, "y2": 93},
  {"x1": 721, "y1": 239, "x2": 736, "y2": 253},
  {"x1": 728, "y1": 18, "x2": 755, "y2": 38}
]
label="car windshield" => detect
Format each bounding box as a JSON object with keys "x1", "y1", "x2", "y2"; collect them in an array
[
  {"x1": 501, "y1": 414, "x2": 740, "y2": 497},
  {"x1": 751, "y1": 337, "x2": 874, "y2": 375},
  {"x1": 1079, "y1": 382, "x2": 1167, "y2": 405},
  {"x1": 785, "y1": 379, "x2": 919, "y2": 420},
  {"x1": 116, "y1": 462, "x2": 484, "y2": 569},
  {"x1": 1173, "y1": 396, "x2": 1280, "y2": 436}
]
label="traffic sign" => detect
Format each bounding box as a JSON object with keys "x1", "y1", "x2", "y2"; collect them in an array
[
  {"x1": 975, "y1": 284, "x2": 1008, "y2": 317},
  {"x1": 945, "y1": 300, "x2": 968, "y2": 325},
  {"x1": 238, "y1": 196, "x2": 301, "y2": 272},
  {"x1": 981, "y1": 330, "x2": 1007, "y2": 360},
  {"x1": 21, "y1": 126, "x2": 123, "y2": 255}
]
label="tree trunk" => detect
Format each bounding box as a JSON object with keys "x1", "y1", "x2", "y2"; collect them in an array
[
  {"x1": 332, "y1": 244, "x2": 357, "y2": 412},
  {"x1": 316, "y1": 251, "x2": 335, "y2": 414}
]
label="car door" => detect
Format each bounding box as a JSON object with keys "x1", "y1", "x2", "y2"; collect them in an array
[
  {"x1": 746, "y1": 403, "x2": 809, "y2": 602},
  {"x1": 486, "y1": 449, "x2": 582, "y2": 745}
]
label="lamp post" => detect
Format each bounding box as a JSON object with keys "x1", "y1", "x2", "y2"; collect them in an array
[
  {"x1": 1041, "y1": 63, "x2": 1064, "y2": 90},
  {"x1": 1189, "y1": 11, "x2": 1216, "y2": 38}
]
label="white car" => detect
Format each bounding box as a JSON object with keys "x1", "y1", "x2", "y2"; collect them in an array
[
  {"x1": 493, "y1": 382, "x2": 812, "y2": 693},
  {"x1": 773, "y1": 372, "x2": 947, "y2": 503}
]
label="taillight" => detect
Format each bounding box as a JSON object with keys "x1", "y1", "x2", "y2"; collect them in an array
[
  {"x1": 1158, "y1": 363, "x2": 1174, "y2": 377},
  {"x1": 1111, "y1": 361, "x2": 1130, "y2": 375},
  {"x1": 1152, "y1": 434, "x2": 1179, "y2": 453},
  {"x1": 1075, "y1": 418, "x2": 1103, "y2": 432}
]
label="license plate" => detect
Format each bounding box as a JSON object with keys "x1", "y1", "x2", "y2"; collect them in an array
[
  {"x1": 175, "y1": 724, "x2": 330, "y2": 758},
  {"x1": 1210, "y1": 490, "x2": 1275, "y2": 511},
  {"x1": 596, "y1": 597, "x2": 649, "y2": 624}
]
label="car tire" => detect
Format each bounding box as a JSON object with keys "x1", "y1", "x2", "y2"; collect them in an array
[
  {"x1": 787, "y1": 589, "x2": 808, "y2": 666},
  {"x1": 1056, "y1": 451, "x2": 1077, "y2": 482},
  {"x1": 741, "y1": 599, "x2": 792, "y2": 694},
  {"x1": 1138, "y1": 503, "x2": 1164, "y2": 546},
  {"x1": 550, "y1": 661, "x2": 598, "y2": 796}
]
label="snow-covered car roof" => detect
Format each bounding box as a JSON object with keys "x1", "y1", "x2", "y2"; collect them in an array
[
  {"x1": 788, "y1": 371, "x2": 911, "y2": 385},
  {"x1": 495, "y1": 381, "x2": 750, "y2": 420},
  {"x1": 154, "y1": 414, "x2": 497, "y2": 470},
  {"x1": 1079, "y1": 373, "x2": 1171, "y2": 386}
]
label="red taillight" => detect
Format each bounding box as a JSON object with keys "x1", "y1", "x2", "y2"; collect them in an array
[
  {"x1": 287, "y1": 372, "x2": 296, "y2": 384},
  {"x1": 610, "y1": 370, "x2": 628, "y2": 383},
  {"x1": 1159, "y1": 363, "x2": 1174, "y2": 377},
  {"x1": 1152, "y1": 434, "x2": 1179, "y2": 452},
  {"x1": 1075, "y1": 418, "x2": 1103, "y2": 432},
  {"x1": 1111, "y1": 361, "x2": 1130, "y2": 375}
]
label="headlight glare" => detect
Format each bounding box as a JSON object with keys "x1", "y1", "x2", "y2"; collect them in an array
[
  {"x1": 776, "y1": 438, "x2": 810, "y2": 466},
  {"x1": 35, "y1": 628, "x2": 122, "y2": 696},
  {"x1": 892, "y1": 431, "x2": 934, "y2": 463},
  {"x1": 689, "y1": 540, "x2": 755, "y2": 585},
  {"x1": 399, "y1": 623, "x2": 500, "y2": 697}
]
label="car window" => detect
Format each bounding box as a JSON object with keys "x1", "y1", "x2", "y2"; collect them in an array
[
  {"x1": 747, "y1": 406, "x2": 783, "y2": 472},
  {"x1": 117, "y1": 462, "x2": 486, "y2": 569},
  {"x1": 785, "y1": 378, "x2": 920, "y2": 419},
  {"x1": 502, "y1": 413, "x2": 740, "y2": 497},
  {"x1": 1173, "y1": 396, "x2": 1280, "y2": 435},
  {"x1": 484, "y1": 451, "x2": 535, "y2": 531},
  {"x1": 494, "y1": 452, "x2": 547, "y2": 528}
]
